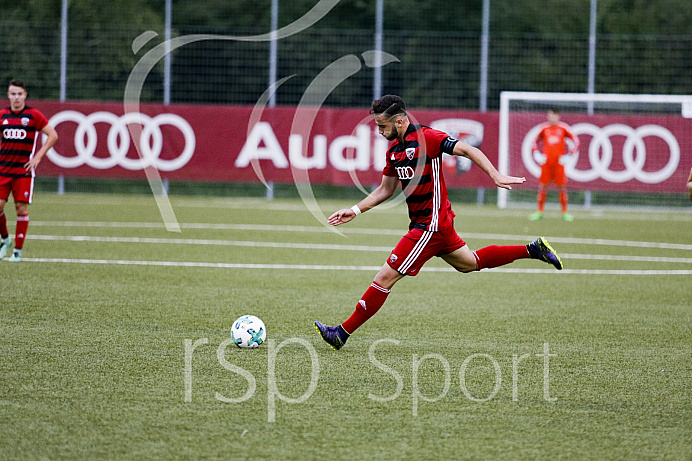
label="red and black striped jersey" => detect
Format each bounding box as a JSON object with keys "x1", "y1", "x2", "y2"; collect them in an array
[
  {"x1": 382, "y1": 124, "x2": 458, "y2": 232},
  {"x1": 0, "y1": 106, "x2": 49, "y2": 178}
]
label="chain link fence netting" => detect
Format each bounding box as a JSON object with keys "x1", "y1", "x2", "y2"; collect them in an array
[{"x1": 2, "y1": 21, "x2": 691, "y2": 109}]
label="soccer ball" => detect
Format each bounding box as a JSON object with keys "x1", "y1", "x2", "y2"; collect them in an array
[{"x1": 231, "y1": 315, "x2": 266, "y2": 349}]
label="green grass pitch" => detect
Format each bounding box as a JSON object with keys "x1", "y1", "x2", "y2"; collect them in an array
[{"x1": 1, "y1": 193, "x2": 690, "y2": 460}]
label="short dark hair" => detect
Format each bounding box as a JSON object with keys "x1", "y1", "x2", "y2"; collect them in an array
[
  {"x1": 548, "y1": 107, "x2": 560, "y2": 114},
  {"x1": 9, "y1": 79, "x2": 26, "y2": 91},
  {"x1": 370, "y1": 94, "x2": 407, "y2": 118}
]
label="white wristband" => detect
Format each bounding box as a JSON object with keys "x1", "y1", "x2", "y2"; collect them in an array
[{"x1": 351, "y1": 205, "x2": 362, "y2": 216}]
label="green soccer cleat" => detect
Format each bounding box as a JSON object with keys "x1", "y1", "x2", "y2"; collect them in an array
[
  {"x1": 0, "y1": 237, "x2": 11, "y2": 259},
  {"x1": 8, "y1": 249, "x2": 21, "y2": 262},
  {"x1": 529, "y1": 211, "x2": 543, "y2": 221},
  {"x1": 526, "y1": 237, "x2": 563, "y2": 270},
  {"x1": 562, "y1": 213, "x2": 574, "y2": 222}
]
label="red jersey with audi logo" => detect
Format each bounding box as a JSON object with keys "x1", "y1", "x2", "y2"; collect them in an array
[
  {"x1": 0, "y1": 106, "x2": 49, "y2": 178},
  {"x1": 531, "y1": 122, "x2": 579, "y2": 165},
  {"x1": 382, "y1": 124, "x2": 457, "y2": 232}
]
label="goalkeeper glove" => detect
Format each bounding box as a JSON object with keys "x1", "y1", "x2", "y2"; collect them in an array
[{"x1": 533, "y1": 151, "x2": 547, "y2": 165}]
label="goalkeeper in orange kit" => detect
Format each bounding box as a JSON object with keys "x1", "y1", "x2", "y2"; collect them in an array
[{"x1": 530, "y1": 108, "x2": 580, "y2": 222}]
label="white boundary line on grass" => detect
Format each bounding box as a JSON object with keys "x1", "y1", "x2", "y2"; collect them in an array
[
  {"x1": 25, "y1": 234, "x2": 692, "y2": 264},
  {"x1": 559, "y1": 253, "x2": 692, "y2": 264},
  {"x1": 20, "y1": 258, "x2": 692, "y2": 275},
  {"x1": 27, "y1": 234, "x2": 394, "y2": 252},
  {"x1": 30, "y1": 222, "x2": 692, "y2": 251},
  {"x1": 37, "y1": 196, "x2": 692, "y2": 221}
]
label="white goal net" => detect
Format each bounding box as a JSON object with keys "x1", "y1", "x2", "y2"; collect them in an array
[{"x1": 498, "y1": 92, "x2": 692, "y2": 209}]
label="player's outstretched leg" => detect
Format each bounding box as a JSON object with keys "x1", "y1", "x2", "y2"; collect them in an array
[
  {"x1": 0, "y1": 236, "x2": 12, "y2": 259},
  {"x1": 527, "y1": 236, "x2": 563, "y2": 270},
  {"x1": 314, "y1": 321, "x2": 350, "y2": 350}
]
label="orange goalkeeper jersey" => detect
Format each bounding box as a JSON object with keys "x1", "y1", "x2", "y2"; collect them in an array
[{"x1": 532, "y1": 122, "x2": 579, "y2": 165}]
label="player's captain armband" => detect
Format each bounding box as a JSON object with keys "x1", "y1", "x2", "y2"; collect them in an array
[
  {"x1": 440, "y1": 137, "x2": 459, "y2": 154},
  {"x1": 351, "y1": 205, "x2": 362, "y2": 216}
]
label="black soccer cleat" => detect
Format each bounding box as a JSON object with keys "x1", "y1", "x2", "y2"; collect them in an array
[
  {"x1": 527, "y1": 236, "x2": 563, "y2": 270},
  {"x1": 314, "y1": 321, "x2": 349, "y2": 350}
]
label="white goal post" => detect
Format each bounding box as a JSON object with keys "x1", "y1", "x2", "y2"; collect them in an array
[{"x1": 498, "y1": 91, "x2": 692, "y2": 209}]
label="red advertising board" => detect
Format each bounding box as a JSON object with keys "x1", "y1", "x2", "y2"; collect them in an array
[
  {"x1": 30, "y1": 100, "x2": 691, "y2": 193},
  {"x1": 31, "y1": 101, "x2": 500, "y2": 189}
]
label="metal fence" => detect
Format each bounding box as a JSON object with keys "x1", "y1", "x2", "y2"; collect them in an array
[{"x1": 2, "y1": 21, "x2": 691, "y2": 109}]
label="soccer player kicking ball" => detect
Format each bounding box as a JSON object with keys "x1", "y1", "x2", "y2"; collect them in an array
[{"x1": 314, "y1": 95, "x2": 563, "y2": 350}]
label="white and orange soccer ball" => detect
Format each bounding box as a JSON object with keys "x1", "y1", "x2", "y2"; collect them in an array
[{"x1": 231, "y1": 315, "x2": 266, "y2": 349}]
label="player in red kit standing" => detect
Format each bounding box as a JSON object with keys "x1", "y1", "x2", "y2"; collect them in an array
[
  {"x1": 314, "y1": 95, "x2": 564, "y2": 350},
  {"x1": 529, "y1": 108, "x2": 579, "y2": 222},
  {"x1": 0, "y1": 79, "x2": 58, "y2": 261}
]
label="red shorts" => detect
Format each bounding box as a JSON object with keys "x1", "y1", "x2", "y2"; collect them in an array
[
  {"x1": 0, "y1": 176, "x2": 34, "y2": 204},
  {"x1": 387, "y1": 224, "x2": 466, "y2": 276},
  {"x1": 539, "y1": 163, "x2": 567, "y2": 187}
]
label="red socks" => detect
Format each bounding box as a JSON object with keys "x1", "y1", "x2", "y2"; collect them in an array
[
  {"x1": 340, "y1": 244, "x2": 536, "y2": 334},
  {"x1": 15, "y1": 214, "x2": 29, "y2": 249},
  {"x1": 473, "y1": 245, "x2": 529, "y2": 270},
  {"x1": 537, "y1": 189, "x2": 547, "y2": 212},
  {"x1": 559, "y1": 189, "x2": 568, "y2": 213},
  {"x1": 537, "y1": 189, "x2": 569, "y2": 213},
  {"x1": 341, "y1": 282, "x2": 391, "y2": 334},
  {"x1": 0, "y1": 212, "x2": 7, "y2": 239},
  {"x1": 340, "y1": 245, "x2": 531, "y2": 335},
  {"x1": 0, "y1": 212, "x2": 30, "y2": 247}
]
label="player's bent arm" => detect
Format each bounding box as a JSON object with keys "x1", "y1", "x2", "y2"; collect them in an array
[
  {"x1": 25, "y1": 124, "x2": 58, "y2": 170},
  {"x1": 531, "y1": 137, "x2": 540, "y2": 153},
  {"x1": 451, "y1": 141, "x2": 526, "y2": 190},
  {"x1": 687, "y1": 166, "x2": 692, "y2": 200},
  {"x1": 566, "y1": 127, "x2": 580, "y2": 153},
  {"x1": 361, "y1": 174, "x2": 398, "y2": 210},
  {"x1": 328, "y1": 175, "x2": 398, "y2": 226}
]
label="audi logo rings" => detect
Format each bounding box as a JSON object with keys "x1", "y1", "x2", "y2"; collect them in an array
[
  {"x1": 3, "y1": 128, "x2": 28, "y2": 140},
  {"x1": 522, "y1": 122, "x2": 680, "y2": 184},
  {"x1": 395, "y1": 166, "x2": 416, "y2": 180},
  {"x1": 45, "y1": 111, "x2": 196, "y2": 171}
]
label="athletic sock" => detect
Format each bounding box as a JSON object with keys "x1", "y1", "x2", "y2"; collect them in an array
[
  {"x1": 341, "y1": 282, "x2": 391, "y2": 334},
  {"x1": 559, "y1": 189, "x2": 568, "y2": 213},
  {"x1": 0, "y1": 212, "x2": 8, "y2": 239},
  {"x1": 473, "y1": 245, "x2": 530, "y2": 270},
  {"x1": 537, "y1": 189, "x2": 547, "y2": 213},
  {"x1": 15, "y1": 215, "x2": 29, "y2": 250}
]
